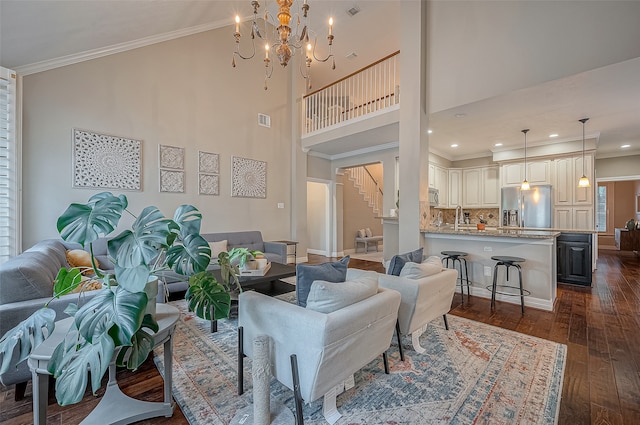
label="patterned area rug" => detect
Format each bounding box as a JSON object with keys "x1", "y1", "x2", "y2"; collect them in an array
[{"x1": 154, "y1": 299, "x2": 566, "y2": 425}]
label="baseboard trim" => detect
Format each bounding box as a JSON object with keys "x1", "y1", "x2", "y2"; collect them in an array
[{"x1": 463, "y1": 286, "x2": 554, "y2": 312}]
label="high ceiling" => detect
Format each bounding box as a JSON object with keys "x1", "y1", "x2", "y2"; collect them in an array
[{"x1": 2, "y1": 0, "x2": 640, "y2": 161}]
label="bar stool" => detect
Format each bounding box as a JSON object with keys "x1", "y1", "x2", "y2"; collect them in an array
[
  {"x1": 441, "y1": 251, "x2": 471, "y2": 298},
  {"x1": 487, "y1": 256, "x2": 530, "y2": 314}
]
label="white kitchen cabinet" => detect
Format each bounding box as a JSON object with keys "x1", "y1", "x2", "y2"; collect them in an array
[
  {"x1": 527, "y1": 160, "x2": 551, "y2": 185},
  {"x1": 554, "y1": 157, "x2": 573, "y2": 205},
  {"x1": 428, "y1": 163, "x2": 436, "y2": 188},
  {"x1": 502, "y1": 163, "x2": 524, "y2": 186},
  {"x1": 554, "y1": 207, "x2": 572, "y2": 229},
  {"x1": 553, "y1": 207, "x2": 594, "y2": 230},
  {"x1": 572, "y1": 154, "x2": 593, "y2": 205},
  {"x1": 482, "y1": 166, "x2": 500, "y2": 207},
  {"x1": 448, "y1": 169, "x2": 462, "y2": 207},
  {"x1": 435, "y1": 166, "x2": 448, "y2": 207},
  {"x1": 554, "y1": 154, "x2": 594, "y2": 205},
  {"x1": 463, "y1": 167, "x2": 499, "y2": 208},
  {"x1": 573, "y1": 207, "x2": 594, "y2": 230},
  {"x1": 502, "y1": 160, "x2": 550, "y2": 187},
  {"x1": 463, "y1": 168, "x2": 482, "y2": 207}
]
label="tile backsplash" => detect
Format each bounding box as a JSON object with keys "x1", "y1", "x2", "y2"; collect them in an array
[{"x1": 428, "y1": 207, "x2": 501, "y2": 227}]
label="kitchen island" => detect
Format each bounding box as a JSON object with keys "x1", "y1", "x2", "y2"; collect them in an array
[{"x1": 423, "y1": 227, "x2": 560, "y2": 311}]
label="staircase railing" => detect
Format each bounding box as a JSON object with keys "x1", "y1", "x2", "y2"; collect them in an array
[
  {"x1": 345, "y1": 166, "x2": 383, "y2": 215},
  {"x1": 302, "y1": 51, "x2": 400, "y2": 135}
]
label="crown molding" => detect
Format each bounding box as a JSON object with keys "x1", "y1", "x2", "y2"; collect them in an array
[{"x1": 15, "y1": 18, "x2": 231, "y2": 76}]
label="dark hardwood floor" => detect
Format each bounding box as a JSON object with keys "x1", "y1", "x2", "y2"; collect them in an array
[{"x1": 1, "y1": 251, "x2": 638, "y2": 424}]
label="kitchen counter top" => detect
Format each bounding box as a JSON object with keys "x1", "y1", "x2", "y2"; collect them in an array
[{"x1": 422, "y1": 226, "x2": 560, "y2": 239}]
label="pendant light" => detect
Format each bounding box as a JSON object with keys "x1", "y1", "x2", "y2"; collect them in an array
[
  {"x1": 521, "y1": 129, "x2": 530, "y2": 190},
  {"x1": 578, "y1": 118, "x2": 591, "y2": 188}
]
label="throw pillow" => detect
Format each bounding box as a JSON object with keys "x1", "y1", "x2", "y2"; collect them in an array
[
  {"x1": 295, "y1": 256, "x2": 350, "y2": 307},
  {"x1": 422, "y1": 255, "x2": 442, "y2": 267},
  {"x1": 400, "y1": 261, "x2": 442, "y2": 279},
  {"x1": 365, "y1": 228, "x2": 373, "y2": 238},
  {"x1": 306, "y1": 279, "x2": 374, "y2": 314},
  {"x1": 357, "y1": 229, "x2": 366, "y2": 238},
  {"x1": 209, "y1": 240, "x2": 228, "y2": 260},
  {"x1": 70, "y1": 276, "x2": 103, "y2": 293},
  {"x1": 387, "y1": 247, "x2": 423, "y2": 276},
  {"x1": 66, "y1": 249, "x2": 99, "y2": 275}
]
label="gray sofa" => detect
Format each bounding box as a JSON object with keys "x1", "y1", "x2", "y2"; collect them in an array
[
  {"x1": 160, "y1": 231, "x2": 288, "y2": 294},
  {"x1": 0, "y1": 239, "x2": 102, "y2": 399},
  {"x1": 0, "y1": 231, "x2": 285, "y2": 398}
]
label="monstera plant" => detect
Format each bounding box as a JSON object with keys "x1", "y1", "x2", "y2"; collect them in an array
[{"x1": 0, "y1": 192, "x2": 231, "y2": 406}]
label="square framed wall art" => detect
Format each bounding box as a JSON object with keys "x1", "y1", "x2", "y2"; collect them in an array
[
  {"x1": 159, "y1": 145, "x2": 185, "y2": 170},
  {"x1": 199, "y1": 174, "x2": 219, "y2": 196},
  {"x1": 231, "y1": 156, "x2": 266, "y2": 198},
  {"x1": 72, "y1": 128, "x2": 141, "y2": 191},
  {"x1": 159, "y1": 169, "x2": 185, "y2": 193}
]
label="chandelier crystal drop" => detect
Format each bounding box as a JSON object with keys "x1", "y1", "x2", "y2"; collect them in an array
[
  {"x1": 232, "y1": 0, "x2": 336, "y2": 90},
  {"x1": 578, "y1": 118, "x2": 591, "y2": 188}
]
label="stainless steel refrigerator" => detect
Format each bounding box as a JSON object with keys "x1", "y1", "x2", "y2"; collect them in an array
[{"x1": 501, "y1": 185, "x2": 552, "y2": 228}]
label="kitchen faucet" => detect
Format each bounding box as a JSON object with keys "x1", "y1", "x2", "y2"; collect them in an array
[{"x1": 454, "y1": 205, "x2": 463, "y2": 231}]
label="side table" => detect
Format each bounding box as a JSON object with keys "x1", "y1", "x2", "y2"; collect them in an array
[
  {"x1": 272, "y1": 240, "x2": 298, "y2": 264},
  {"x1": 28, "y1": 303, "x2": 180, "y2": 425}
]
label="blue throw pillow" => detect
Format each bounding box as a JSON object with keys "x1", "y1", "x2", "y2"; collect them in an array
[
  {"x1": 296, "y1": 256, "x2": 350, "y2": 307},
  {"x1": 387, "y1": 248, "x2": 423, "y2": 276}
]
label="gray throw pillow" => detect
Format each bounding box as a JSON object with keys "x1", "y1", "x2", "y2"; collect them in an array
[
  {"x1": 306, "y1": 280, "x2": 374, "y2": 314},
  {"x1": 295, "y1": 256, "x2": 350, "y2": 307},
  {"x1": 387, "y1": 248, "x2": 423, "y2": 276}
]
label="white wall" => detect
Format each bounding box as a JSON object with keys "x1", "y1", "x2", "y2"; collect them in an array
[
  {"x1": 306, "y1": 181, "x2": 328, "y2": 254},
  {"x1": 429, "y1": 1, "x2": 640, "y2": 112},
  {"x1": 21, "y1": 28, "x2": 292, "y2": 248},
  {"x1": 595, "y1": 155, "x2": 640, "y2": 179}
]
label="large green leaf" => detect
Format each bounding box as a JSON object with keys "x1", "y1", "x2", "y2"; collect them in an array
[
  {"x1": 166, "y1": 233, "x2": 211, "y2": 276},
  {"x1": 73, "y1": 287, "x2": 147, "y2": 346},
  {"x1": 52, "y1": 268, "x2": 83, "y2": 299},
  {"x1": 173, "y1": 204, "x2": 202, "y2": 239},
  {"x1": 0, "y1": 308, "x2": 56, "y2": 374},
  {"x1": 228, "y1": 247, "x2": 264, "y2": 268},
  {"x1": 107, "y1": 206, "x2": 179, "y2": 290},
  {"x1": 56, "y1": 192, "x2": 127, "y2": 246},
  {"x1": 49, "y1": 332, "x2": 115, "y2": 405},
  {"x1": 113, "y1": 263, "x2": 150, "y2": 293},
  {"x1": 114, "y1": 314, "x2": 158, "y2": 370},
  {"x1": 185, "y1": 272, "x2": 231, "y2": 320}
]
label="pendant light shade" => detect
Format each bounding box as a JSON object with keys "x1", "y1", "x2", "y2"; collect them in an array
[
  {"x1": 521, "y1": 129, "x2": 530, "y2": 190},
  {"x1": 578, "y1": 118, "x2": 590, "y2": 188}
]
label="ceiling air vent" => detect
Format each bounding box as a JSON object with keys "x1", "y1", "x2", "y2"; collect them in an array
[
  {"x1": 258, "y1": 113, "x2": 271, "y2": 128},
  {"x1": 346, "y1": 5, "x2": 361, "y2": 17}
]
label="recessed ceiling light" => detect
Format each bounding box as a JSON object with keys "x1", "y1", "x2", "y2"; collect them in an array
[
  {"x1": 427, "y1": 129, "x2": 433, "y2": 134},
  {"x1": 494, "y1": 143, "x2": 503, "y2": 147},
  {"x1": 451, "y1": 144, "x2": 458, "y2": 148},
  {"x1": 549, "y1": 133, "x2": 558, "y2": 138},
  {"x1": 454, "y1": 113, "x2": 466, "y2": 118},
  {"x1": 621, "y1": 144, "x2": 631, "y2": 148}
]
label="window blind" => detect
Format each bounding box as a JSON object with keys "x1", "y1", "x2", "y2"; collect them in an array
[{"x1": 0, "y1": 67, "x2": 18, "y2": 264}]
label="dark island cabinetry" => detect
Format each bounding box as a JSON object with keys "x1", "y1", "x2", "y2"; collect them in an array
[{"x1": 557, "y1": 233, "x2": 592, "y2": 286}]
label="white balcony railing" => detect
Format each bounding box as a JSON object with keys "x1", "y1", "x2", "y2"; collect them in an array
[{"x1": 303, "y1": 51, "x2": 400, "y2": 135}]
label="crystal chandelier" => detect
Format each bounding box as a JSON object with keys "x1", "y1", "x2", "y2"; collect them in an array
[{"x1": 232, "y1": 0, "x2": 336, "y2": 90}]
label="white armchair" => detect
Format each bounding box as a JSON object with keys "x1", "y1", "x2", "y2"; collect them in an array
[
  {"x1": 237, "y1": 269, "x2": 401, "y2": 425},
  {"x1": 378, "y1": 267, "x2": 457, "y2": 360}
]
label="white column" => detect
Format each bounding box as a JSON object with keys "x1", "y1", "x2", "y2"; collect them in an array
[{"x1": 398, "y1": 0, "x2": 430, "y2": 252}]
